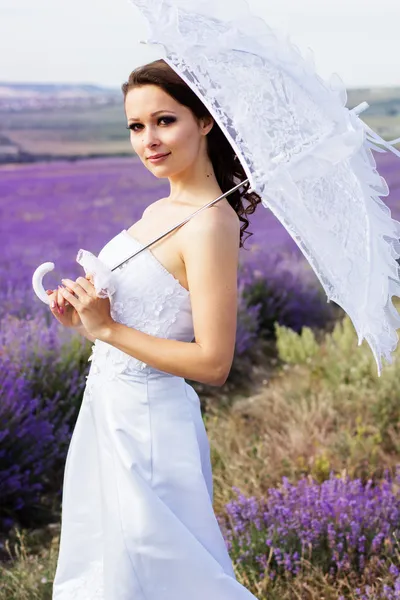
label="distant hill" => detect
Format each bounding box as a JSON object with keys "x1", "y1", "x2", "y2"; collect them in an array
[
  {"x1": 0, "y1": 82, "x2": 399, "y2": 165},
  {"x1": 0, "y1": 82, "x2": 121, "y2": 112},
  {"x1": 346, "y1": 86, "x2": 400, "y2": 117}
]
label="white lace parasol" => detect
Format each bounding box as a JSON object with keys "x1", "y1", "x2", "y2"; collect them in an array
[{"x1": 124, "y1": 0, "x2": 400, "y2": 376}]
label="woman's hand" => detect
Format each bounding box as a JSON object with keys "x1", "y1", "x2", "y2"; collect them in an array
[
  {"x1": 46, "y1": 274, "x2": 94, "y2": 329},
  {"x1": 46, "y1": 282, "x2": 85, "y2": 329},
  {"x1": 58, "y1": 274, "x2": 114, "y2": 339}
]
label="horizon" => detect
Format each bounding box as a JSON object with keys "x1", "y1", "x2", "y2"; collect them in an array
[
  {"x1": 2, "y1": 81, "x2": 400, "y2": 92},
  {"x1": 1, "y1": 0, "x2": 399, "y2": 90}
]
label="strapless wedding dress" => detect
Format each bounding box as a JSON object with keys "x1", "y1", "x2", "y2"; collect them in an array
[{"x1": 52, "y1": 229, "x2": 258, "y2": 599}]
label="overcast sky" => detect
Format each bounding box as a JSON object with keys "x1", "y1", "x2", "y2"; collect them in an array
[{"x1": 1, "y1": 0, "x2": 399, "y2": 90}]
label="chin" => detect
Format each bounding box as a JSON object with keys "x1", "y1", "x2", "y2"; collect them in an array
[
  {"x1": 147, "y1": 162, "x2": 176, "y2": 175},
  {"x1": 150, "y1": 172, "x2": 168, "y2": 179},
  {"x1": 148, "y1": 164, "x2": 170, "y2": 174}
]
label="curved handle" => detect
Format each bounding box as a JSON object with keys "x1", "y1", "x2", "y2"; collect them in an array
[{"x1": 32, "y1": 261, "x2": 55, "y2": 304}]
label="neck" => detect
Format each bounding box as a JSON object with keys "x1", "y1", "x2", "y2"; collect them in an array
[{"x1": 166, "y1": 154, "x2": 223, "y2": 207}]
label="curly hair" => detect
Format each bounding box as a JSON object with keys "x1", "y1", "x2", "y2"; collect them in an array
[{"x1": 121, "y1": 59, "x2": 262, "y2": 249}]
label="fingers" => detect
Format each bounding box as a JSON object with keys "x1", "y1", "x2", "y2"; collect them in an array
[
  {"x1": 57, "y1": 287, "x2": 64, "y2": 314},
  {"x1": 52, "y1": 288, "x2": 62, "y2": 315},
  {"x1": 46, "y1": 279, "x2": 85, "y2": 312},
  {"x1": 47, "y1": 289, "x2": 59, "y2": 313},
  {"x1": 62, "y1": 276, "x2": 93, "y2": 297},
  {"x1": 46, "y1": 288, "x2": 64, "y2": 314}
]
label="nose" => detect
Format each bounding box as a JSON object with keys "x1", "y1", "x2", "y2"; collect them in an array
[{"x1": 141, "y1": 126, "x2": 161, "y2": 151}]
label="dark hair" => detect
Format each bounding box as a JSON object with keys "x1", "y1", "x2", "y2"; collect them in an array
[{"x1": 121, "y1": 59, "x2": 262, "y2": 249}]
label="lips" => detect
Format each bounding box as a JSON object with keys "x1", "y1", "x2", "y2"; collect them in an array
[{"x1": 148, "y1": 153, "x2": 170, "y2": 159}]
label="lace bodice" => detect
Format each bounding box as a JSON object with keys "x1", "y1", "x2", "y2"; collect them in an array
[{"x1": 85, "y1": 230, "x2": 194, "y2": 385}]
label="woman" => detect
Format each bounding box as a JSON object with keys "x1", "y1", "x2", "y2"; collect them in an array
[{"x1": 49, "y1": 58, "x2": 261, "y2": 599}]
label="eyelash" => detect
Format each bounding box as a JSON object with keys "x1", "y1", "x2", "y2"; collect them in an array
[{"x1": 126, "y1": 116, "x2": 176, "y2": 132}]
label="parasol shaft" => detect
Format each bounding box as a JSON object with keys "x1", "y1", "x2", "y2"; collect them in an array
[{"x1": 111, "y1": 178, "x2": 249, "y2": 272}]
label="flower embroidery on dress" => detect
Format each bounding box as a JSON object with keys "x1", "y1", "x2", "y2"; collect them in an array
[{"x1": 85, "y1": 240, "x2": 192, "y2": 384}]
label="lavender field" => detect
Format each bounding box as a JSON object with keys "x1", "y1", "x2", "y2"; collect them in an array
[
  {"x1": 1, "y1": 150, "x2": 400, "y2": 598},
  {"x1": 2, "y1": 151, "x2": 399, "y2": 320},
  {"x1": 0, "y1": 153, "x2": 302, "y2": 304}
]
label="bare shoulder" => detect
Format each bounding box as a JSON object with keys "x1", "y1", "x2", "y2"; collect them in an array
[
  {"x1": 141, "y1": 197, "x2": 165, "y2": 218},
  {"x1": 180, "y1": 202, "x2": 240, "y2": 251}
]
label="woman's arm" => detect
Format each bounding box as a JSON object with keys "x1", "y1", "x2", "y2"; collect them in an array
[
  {"x1": 73, "y1": 323, "x2": 97, "y2": 343},
  {"x1": 98, "y1": 208, "x2": 240, "y2": 387},
  {"x1": 101, "y1": 324, "x2": 222, "y2": 385}
]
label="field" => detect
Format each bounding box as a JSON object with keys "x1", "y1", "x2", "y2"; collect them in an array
[
  {"x1": 1, "y1": 148, "x2": 400, "y2": 598},
  {"x1": 1, "y1": 84, "x2": 400, "y2": 163}
]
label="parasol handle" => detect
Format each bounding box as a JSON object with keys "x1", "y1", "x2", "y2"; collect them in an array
[{"x1": 32, "y1": 262, "x2": 55, "y2": 305}]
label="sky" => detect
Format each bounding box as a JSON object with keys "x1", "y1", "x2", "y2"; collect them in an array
[{"x1": 1, "y1": 0, "x2": 399, "y2": 90}]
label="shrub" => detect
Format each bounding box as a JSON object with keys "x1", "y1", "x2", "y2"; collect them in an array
[
  {"x1": 0, "y1": 312, "x2": 91, "y2": 534},
  {"x1": 235, "y1": 279, "x2": 263, "y2": 356},
  {"x1": 0, "y1": 355, "x2": 63, "y2": 532},
  {"x1": 218, "y1": 470, "x2": 400, "y2": 595},
  {"x1": 239, "y1": 249, "x2": 337, "y2": 339}
]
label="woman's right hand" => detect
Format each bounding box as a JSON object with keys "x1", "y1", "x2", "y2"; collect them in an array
[{"x1": 46, "y1": 284, "x2": 82, "y2": 329}]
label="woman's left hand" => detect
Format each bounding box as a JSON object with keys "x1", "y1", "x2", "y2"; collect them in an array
[{"x1": 58, "y1": 275, "x2": 115, "y2": 339}]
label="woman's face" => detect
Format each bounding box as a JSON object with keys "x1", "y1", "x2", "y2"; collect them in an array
[{"x1": 124, "y1": 84, "x2": 213, "y2": 178}]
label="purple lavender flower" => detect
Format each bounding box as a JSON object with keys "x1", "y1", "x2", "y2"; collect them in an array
[{"x1": 219, "y1": 469, "x2": 400, "y2": 585}]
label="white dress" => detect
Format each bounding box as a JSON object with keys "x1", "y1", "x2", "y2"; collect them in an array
[{"x1": 52, "y1": 229, "x2": 258, "y2": 599}]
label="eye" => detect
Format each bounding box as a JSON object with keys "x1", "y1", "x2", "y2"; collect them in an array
[{"x1": 126, "y1": 116, "x2": 176, "y2": 132}]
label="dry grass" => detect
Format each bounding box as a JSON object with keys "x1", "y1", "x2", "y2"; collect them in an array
[
  {"x1": 208, "y1": 315, "x2": 400, "y2": 516},
  {"x1": 0, "y1": 529, "x2": 58, "y2": 599}
]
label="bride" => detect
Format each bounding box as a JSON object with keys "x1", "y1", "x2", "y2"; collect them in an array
[{"x1": 48, "y1": 58, "x2": 261, "y2": 599}]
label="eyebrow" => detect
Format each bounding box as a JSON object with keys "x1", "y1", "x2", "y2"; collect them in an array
[{"x1": 128, "y1": 110, "x2": 176, "y2": 122}]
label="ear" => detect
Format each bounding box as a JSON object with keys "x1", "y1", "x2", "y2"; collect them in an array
[{"x1": 200, "y1": 115, "x2": 214, "y2": 136}]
